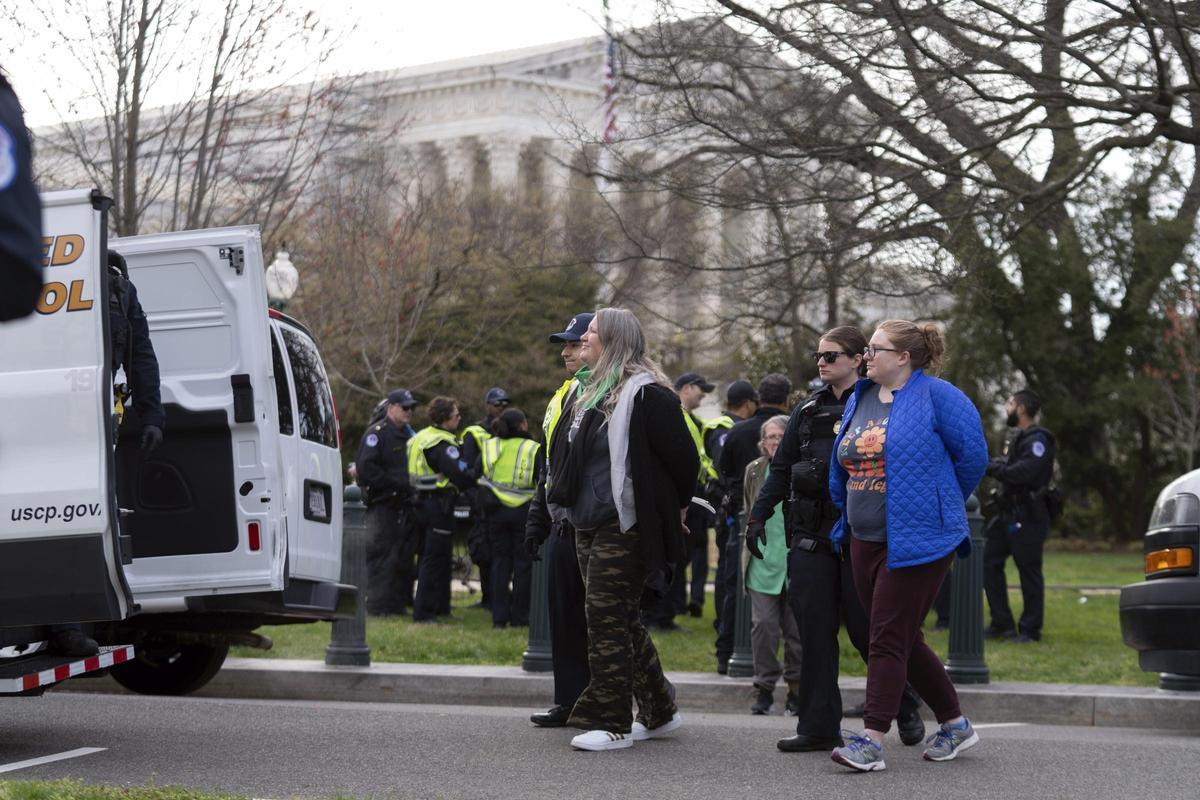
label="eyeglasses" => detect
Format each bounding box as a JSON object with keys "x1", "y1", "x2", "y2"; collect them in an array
[
  {"x1": 763, "y1": 433, "x2": 784, "y2": 443},
  {"x1": 863, "y1": 345, "x2": 900, "y2": 359},
  {"x1": 401, "y1": 404, "x2": 417, "y2": 411},
  {"x1": 812, "y1": 351, "x2": 850, "y2": 364}
]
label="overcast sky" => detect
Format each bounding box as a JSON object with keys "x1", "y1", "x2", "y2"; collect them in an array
[{"x1": 5, "y1": 0, "x2": 658, "y2": 126}]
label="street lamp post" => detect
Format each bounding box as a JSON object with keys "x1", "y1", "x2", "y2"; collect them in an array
[{"x1": 265, "y1": 248, "x2": 298, "y2": 311}]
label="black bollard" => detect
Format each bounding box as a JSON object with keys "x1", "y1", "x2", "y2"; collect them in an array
[
  {"x1": 946, "y1": 493, "x2": 988, "y2": 684},
  {"x1": 326, "y1": 485, "x2": 371, "y2": 667},
  {"x1": 523, "y1": 539, "x2": 553, "y2": 672},
  {"x1": 727, "y1": 515, "x2": 755, "y2": 678}
]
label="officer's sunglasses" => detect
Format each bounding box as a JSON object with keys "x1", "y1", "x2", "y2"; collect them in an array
[{"x1": 812, "y1": 350, "x2": 850, "y2": 364}]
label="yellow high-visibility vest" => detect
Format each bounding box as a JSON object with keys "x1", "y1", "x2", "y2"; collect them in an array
[
  {"x1": 683, "y1": 408, "x2": 717, "y2": 481},
  {"x1": 461, "y1": 424, "x2": 491, "y2": 458},
  {"x1": 407, "y1": 426, "x2": 459, "y2": 491},
  {"x1": 543, "y1": 378, "x2": 577, "y2": 443},
  {"x1": 480, "y1": 437, "x2": 542, "y2": 508}
]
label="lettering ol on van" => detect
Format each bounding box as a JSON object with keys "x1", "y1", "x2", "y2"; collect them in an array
[{"x1": 36, "y1": 234, "x2": 94, "y2": 315}]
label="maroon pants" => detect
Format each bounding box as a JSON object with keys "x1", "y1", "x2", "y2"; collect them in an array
[{"x1": 850, "y1": 536, "x2": 962, "y2": 733}]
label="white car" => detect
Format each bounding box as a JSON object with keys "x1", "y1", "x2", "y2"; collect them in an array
[{"x1": 0, "y1": 189, "x2": 351, "y2": 695}]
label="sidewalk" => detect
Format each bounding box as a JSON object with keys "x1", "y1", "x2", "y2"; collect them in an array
[{"x1": 59, "y1": 657, "x2": 1200, "y2": 731}]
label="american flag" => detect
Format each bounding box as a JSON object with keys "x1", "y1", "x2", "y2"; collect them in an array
[{"x1": 602, "y1": 1, "x2": 619, "y2": 145}]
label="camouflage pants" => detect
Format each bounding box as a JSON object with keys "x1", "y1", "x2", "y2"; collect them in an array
[{"x1": 568, "y1": 521, "x2": 677, "y2": 734}]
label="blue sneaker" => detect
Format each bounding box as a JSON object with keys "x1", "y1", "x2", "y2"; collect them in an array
[
  {"x1": 923, "y1": 718, "x2": 979, "y2": 761},
  {"x1": 831, "y1": 730, "x2": 886, "y2": 772}
]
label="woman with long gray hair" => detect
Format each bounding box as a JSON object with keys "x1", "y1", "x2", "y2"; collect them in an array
[{"x1": 546, "y1": 308, "x2": 699, "y2": 751}]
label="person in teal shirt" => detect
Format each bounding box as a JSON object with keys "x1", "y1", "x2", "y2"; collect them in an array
[{"x1": 742, "y1": 415, "x2": 802, "y2": 715}]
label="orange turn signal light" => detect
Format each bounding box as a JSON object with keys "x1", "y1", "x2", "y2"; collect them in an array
[{"x1": 1145, "y1": 547, "x2": 1194, "y2": 575}]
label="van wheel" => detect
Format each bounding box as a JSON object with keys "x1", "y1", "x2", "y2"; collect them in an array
[{"x1": 110, "y1": 640, "x2": 230, "y2": 696}]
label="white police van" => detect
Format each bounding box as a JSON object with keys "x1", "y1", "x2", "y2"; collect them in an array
[{"x1": 0, "y1": 189, "x2": 350, "y2": 696}]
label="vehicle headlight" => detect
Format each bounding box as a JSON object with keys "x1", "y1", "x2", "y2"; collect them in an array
[{"x1": 1149, "y1": 492, "x2": 1200, "y2": 529}]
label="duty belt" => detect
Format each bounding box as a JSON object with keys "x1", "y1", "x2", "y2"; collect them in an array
[{"x1": 792, "y1": 536, "x2": 835, "y2": 556}]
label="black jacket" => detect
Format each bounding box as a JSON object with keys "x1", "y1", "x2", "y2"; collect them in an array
[
  {"x1": 750, "y1": 384, "x2": 851, "y2": 527},
  {"x1": 718, "y1": 406, "x2": 788, "y2": 516},
  {"x1": 356, "y1": 419, "x2": 413, "y2": 504},
  {"x1": 110, "y1": 273, "x2": 166, "y2": 429},
  {"x1": 626, "y1": 383, "x2": 699, "y2": 574},
  {"x1": 986, "y1": 425, "x2": 1055, "y2": 525},
  {"x1": 0, "y1": 75, "x2": 43, "y2": 322}
]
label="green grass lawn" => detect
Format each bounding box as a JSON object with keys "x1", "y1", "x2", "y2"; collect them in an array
[
  {"x1": 0, "y1": 782, "x2": 254, "y2": 800},
  {"x1": 233, "y1": 550, "x2": 1153, "y2": 687}
]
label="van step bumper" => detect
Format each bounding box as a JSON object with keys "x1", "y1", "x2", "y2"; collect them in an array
[
  {"x1": 1120, "y1": 577, "x2": 1200, "y2": 675},
  {"x1": 187, "y1": 580, "x2": 356, "y2": 622},
  {"x1": 0, "y1": 645, "x2": 135, "y2": 695}
]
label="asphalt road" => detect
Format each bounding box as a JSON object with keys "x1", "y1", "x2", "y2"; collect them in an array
[{"x1": 0, "y1": 691, "x2": 1195, "y2": 800}]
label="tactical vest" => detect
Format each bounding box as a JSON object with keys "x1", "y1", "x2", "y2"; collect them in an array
[
  {"x1": 543, "y1": 378, "x2": 576, "y2": 442},
  {"x1": 683, "y1": 409, "x2": 717, "y2": 481},
  {"x1": 480, "y1": 437, "x2": 541, "y2": 507},
  {"x1": 407, "y1": 426, "x2": 459, "y2": 491}
]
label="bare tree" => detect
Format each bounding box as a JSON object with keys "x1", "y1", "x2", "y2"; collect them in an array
[
  {"x1": 9, "y1": 0, "x2": 358, "y2": 239},
  {"x1": 589, "y1": 2, "x2": 1200, "y2": 537}
]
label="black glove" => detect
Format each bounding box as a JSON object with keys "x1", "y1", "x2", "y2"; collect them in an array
[
  {"x1": 139, "y1": 424, "x2": 163, "y2": 452},
  {"x1": 524, "y1": 536, "x2": 542, "y2": 561},
  {"x1": 745, "y1": 519, "x2": 767, "y2": 560}
]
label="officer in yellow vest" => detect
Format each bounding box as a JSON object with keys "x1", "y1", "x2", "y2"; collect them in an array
[
  {"x1": 460, "y1": 388, "x2": 506, "y2": 612},
  {"x1": 409, "y1": 396, "x2": 477, "y2": 623},
  {"x1": 678, "y1": 373, "x2": 719, "y2": 619},
  {"x1": 479, "y1": 408, "x2": 543, "y2": 629},
  {"x1": 708, "y1": 379, "x2": 758, "y2": 656},
  {"x1": 524, "y1": 312, "x2": 593, "y2": 727}
]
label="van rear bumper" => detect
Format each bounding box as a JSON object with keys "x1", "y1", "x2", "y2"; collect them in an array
[
  {"x1": 1120, "y1": 577, "x2": 1200, "y2": 675},
  {"x1": 187, "y1": 579, "x2": 356, "y2": 622}
]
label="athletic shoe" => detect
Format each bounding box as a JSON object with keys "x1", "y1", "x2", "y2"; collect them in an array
[
  {"x1": 922, "y1": 718, "x2": 979, "y2": 761},
  {"x1": 631, "y1": 712, "x2": 683, "y2": 741},
  {"x1": 571, "y1": 730, "x2": 634, "y2": 751},
  {"x1": 751, "y1": 687, "x2": 774, "y2": 715},
  {"x1": 831, "y1": 730, "x2": 886, "y2": 772}
]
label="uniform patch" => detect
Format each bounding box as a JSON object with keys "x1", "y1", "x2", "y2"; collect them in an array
[
  {"x1": 1032, "y1": 440, "x2": 1046, "y2": 458},
  {"x1": 446, "y1": 445, "x2": 460, "y2": 459},
  {"x1": 718, "y1": 433, "x2": 728, "y2": 447},
  {"x1": 0, "y1": 124, "x2": 15, "y2": 190},
  {"x1": 365, "y1": 433, "x2": 379, "y2": 447},
  {"x1": 833, "y1": 420, "x2": 842, "y2": 435}
]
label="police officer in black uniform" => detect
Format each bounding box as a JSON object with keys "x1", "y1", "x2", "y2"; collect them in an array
[
  {"x1": 0, "y1": 69, "x2": 42, "y2": 321},
  {"x1": 108, "y1": 251, "x2": 165, "y2": 450},
  {"x1": 356, "y1": 388, "x2": 418, "y2": 616},
  {"x1": 411, "y1": 396, "x2": 477, "y2": 623},
  {"x1": 984, "y1": 388, "x2": 1055, "y2": 643},
  {"x1": 746, "y1": 327, "x2": 924, "y2": 752},
  {"x1": 707, "y1": 380, "x2": 756, "y2": 637}
]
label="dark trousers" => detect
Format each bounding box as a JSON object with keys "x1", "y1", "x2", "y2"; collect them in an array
[
  {"x1": 488, "y1": 504, "x2": 532, "y2": 626},
  {"x1": 360, "y1": 503, "x2": 408, "y2": 618},
  {"x1": 851, "y1": 537, "x2": 961, "y2": 734},
  {"x1": 547, "y1": 524, "x2": 590, "y2": 708},
  {"x1": 413, "y1": 494, "x2": 454, "y2": 622},
  {"x1": 983, "y1": 517, "x2": 1047, "y2": 636},
  {"x1": 713, "y1": 518, "x2": 730, "y2": 628},
  {"x1": 568, "y1": 522, "x2": 676, "y2": 734},
  {"x1": 685, "y1": 505, "x2": 710, "y2": 610},
  {"x1": 787, "y1": 544, "x2": 921, "y2": 738},
  {"x1": 714, "y1": 519, "x2": 741, "y2": 664}
]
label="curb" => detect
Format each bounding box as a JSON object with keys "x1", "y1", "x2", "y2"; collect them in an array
[{"x1": 57, "y1": 658, "x2": 1200, "y2": 730}]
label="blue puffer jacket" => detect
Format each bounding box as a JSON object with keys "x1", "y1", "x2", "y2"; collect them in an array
[{"x1": 829, "y1": 370, "x2": 988, "y2": 568}]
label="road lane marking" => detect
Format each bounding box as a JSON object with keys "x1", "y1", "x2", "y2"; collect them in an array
[
  {"x1": 0, "y1": 747, "x2": 106, "y2": 774},
  {"x1": 972, "y1": 722, "x2": 1028, "y2": 729}
]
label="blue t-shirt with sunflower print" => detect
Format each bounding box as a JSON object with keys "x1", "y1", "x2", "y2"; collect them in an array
[{"x1": 837, "y1": 384, "x2": 890, "y2": 542}]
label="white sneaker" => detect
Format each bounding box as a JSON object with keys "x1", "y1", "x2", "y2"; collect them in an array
[
  {"x1": 631, "y1": 712, "x2": 683, "y2": 741},
  {"x1": 570, "y1": 730, "x2": 634, "y2": 751}
]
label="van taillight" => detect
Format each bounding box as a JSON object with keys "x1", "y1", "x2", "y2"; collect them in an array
[{"x1": 248, "y1": 521, "x2": 261, "y2": 552}]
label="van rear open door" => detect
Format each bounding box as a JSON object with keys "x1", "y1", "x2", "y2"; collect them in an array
[
  {"x1": 0, "y1": 189, "x2": 132, "y2": 627},
  {"x1": 111, "y1": 227, "x2": 285, "y2": 601}
]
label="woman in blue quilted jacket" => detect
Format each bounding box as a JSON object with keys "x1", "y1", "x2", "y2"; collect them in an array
[{"x1": 827, "y1": 320, "x2": 988, "y2": 772}]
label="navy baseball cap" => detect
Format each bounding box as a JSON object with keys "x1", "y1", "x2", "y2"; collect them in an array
[
  {"x1": 548, "y1": 312, "x2": 594, "y2": 343},
  {"x1": 485, "y1": 387, "x2": 510, "y2": 405},
  {"x1": 387, "y1": 388, "x2": 417, "y2": 408},
  {"x1": 674, "y1": 372, "x2": 715, "y2": 392},
  {"x1": 726, "y1": 379, "x2": 758, "y2": 405}
]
